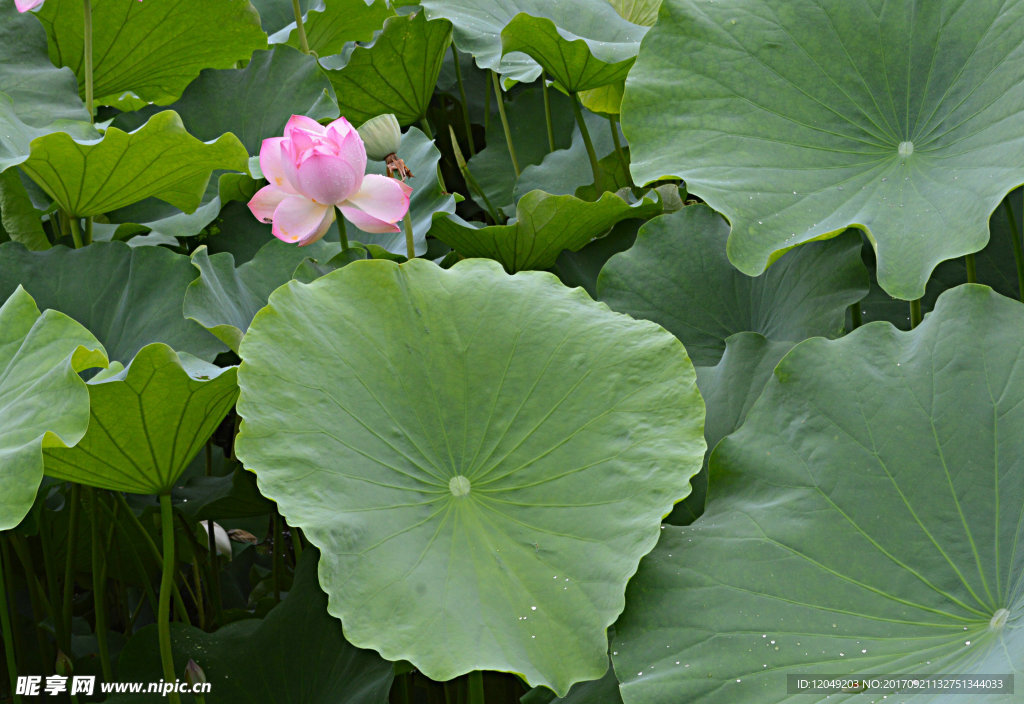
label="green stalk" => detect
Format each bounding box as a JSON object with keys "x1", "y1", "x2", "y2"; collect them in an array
[
  {"x1": 541, "y1": 72, "x2": 555, "y2": 152},
  {"x1": 87, "y1": 489, "x2": 112, "y2": 682},
  {"x1": 61, "y1": 483, "x2": 81, "y2": 651},
  {"x1": 570, "y1": 92, "x2": 602, "y2": 190},
  {"x1": 1002, "y1": 198, "x2": 1024, "y2": 302},
  {"x1": 291, "y1": 0, "x2": 310, "y2": 54},
  {"x1": 83, "y1": 216, "x2": 93, "y2": 246},
  {"x1": 965, "y1": 252, "x2": 977, "y2": 283},
  {"x1": 68, "y1": 215, "x2": 84, "y2": 249},
  {"x1": 490, "y1": 71, "x2": 520, "y2": 177},
  {"x1": 337, "y1": 210, "x2": 350, "y2": 252},
  {"x1": 157, "y1": 494, "x2": 181, "y2": 704},
  {"x1": 290, "y1": 525, "x2": 303, "y2": 562},
  {"x1": 112, "y1": 493, "x2": 190, "y2": 625},
  {"x1": 451, "y1": 50, "x2": 475, "y2": 156},
  {"x1": 8, "y1": 535, "x2": 54, "y2": 664},
  {"x1": 909, "y1": 299, "x2": 922, "y2": 328},
  {"x1": 83, "y1": 0, "x2": 94, "y2": 119},
  {"x1": 609, "y1": 115, "x2": 629, "y2": 177},
  {"x1": 0, "y1": 537, "x2": 22, "y2": 704},
  {"x1": 848, "y1": 302, "x2": 862, "y2": 332},
  {"x1": 447, "y1": 125, "x2": 500, "y2": 224},
  {"x1": 419, "y1": 117, "x2": 434, "y2": 140},
  {"x1": 403, "y1": 215, "x2": 415, "y2": 260},
  {"x1": 467, "y1": 671, "x2": 485, "y2": 704}
]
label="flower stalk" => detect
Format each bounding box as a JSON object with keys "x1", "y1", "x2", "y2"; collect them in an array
[{"x1": 491, "y1": 71, "x2": 520, "y2": 177}]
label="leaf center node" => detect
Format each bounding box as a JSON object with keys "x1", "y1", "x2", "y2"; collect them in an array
[
  {"x1": 448, "y1": 475, "x2": 471, "y2": 497},
  {"x1": 897, "y1": 141, "x2": 914, "y2": 157}
]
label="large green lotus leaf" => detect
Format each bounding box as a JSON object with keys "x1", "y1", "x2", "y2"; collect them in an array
[
  {"x1": 235, "y1": 258, "x2": 705, "y2": 693},
  {"x1": 0, "y1": 92, "x2": 97, "y2": 174},
  {"x1": 0, "y1": 241, "x2": 224, "y2": 363},
  {"x1": 597, "y1": 204, "x2": 868, "y2": 367},
  {"x1": 0, "y1": 169, "x2": 49, "y2": 251},
  {"x1": 90, "y1": 171, "x2": 260, "y2": 248},
  {"x1": 500, "y1": 12, "x2": 646, "y2": 93},
  {"x1": 184, "y1": 239, "x2": 339, "y2": 352},
  {"x1": 111, "y1": 549, "x2": 393, "y2": 703},
  {"x1": 0, "y1": 287, "x2": 106, "y2": 530},
  {"x1": 613, "y1": 284, "x2": 1024, "y2": 704},
  {"x1": 421, "y1": 0, "x2": 643, "y2": 83},
  {"x1": 19, "y1": 110, "x2": 248, "y2": 218},
  {"x1": 467, "y1": 84, "x2": 575, "y2": 216},
  {"x1": 279, "y1": 0, "x2": 394, "y2": 56},
  {"x1": 116, "y1": 47, "x2": 338, "y2": 156},
  {"x1": 36, "y1": 0, "x2": 267, "y2": 111},
  {"x1": 350, "y1": 127, "x2": 454, "y2": 256},
  {"x1": 670, "y1": 332, "x2": 793, "y2": 525},
  {"x1": 0, "y1": 2, "x2": 89, "y2": 128},
  {"x1": 43, "y1": 343, "x2": 237, "y2": 494},
  {"x1": 324, "y1": 12, "x2": 452, "y2": 126},
  {"x1": 622, "y1": 0, "x2": 1024, "y2": 300},
  {"x1": 432, "y1": 191, "x2": 659, "y2": 272}
]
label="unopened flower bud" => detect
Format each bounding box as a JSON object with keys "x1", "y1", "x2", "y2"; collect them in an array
[
  {"x1": 185, "y1": 659, "x2": 207, "y2": 687},
  {"x1": 358, "y1": 113, "x2": 402, "y2": 161}
]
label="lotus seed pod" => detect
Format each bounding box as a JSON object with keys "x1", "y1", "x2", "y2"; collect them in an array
[{"x1": 358, "y1": 113, "x2": 402, "y2": 161}]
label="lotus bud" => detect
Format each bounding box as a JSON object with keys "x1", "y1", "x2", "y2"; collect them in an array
[
  {"x1": 199, "y1": 520, "x2": 232, "y2": 559},
  {"x1": 358, "y1": 113, "x2": 402, "y2": 161},
  {"x1": 185, "y1": 659, "x2": 207, "y2": 687}
]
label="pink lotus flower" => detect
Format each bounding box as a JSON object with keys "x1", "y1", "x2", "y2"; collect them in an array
[{"x1": 248, "y1": 115, "x2": 412, "y2": 246}]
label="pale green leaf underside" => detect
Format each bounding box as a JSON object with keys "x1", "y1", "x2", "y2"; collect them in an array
[
  {"x1": 236, "y1": 258, "x2": 705, "y2": 694},
  {"x1": 0, "y1": 286, "x2": 106, "y2": 530},
  {"x1": 44, "y1": 343, "x2": 238, "y2": 494},
  {"x1": 37, "y1": 0, "x2": 267, "y2": 111},
  {"x1": 184, "y1": 239, "x2": 339, "y2": 352},
  {"x1": 325, "y1": 13, "x2": 452, "y2": 126},
  {"x1": 422, "y1": 0, "x2": 645, "y2": 83},
  {"x1": 500, "y1": 12, "x2": 644, "y2": 93},
  {"x1": 613, "y1": 285, "x2": 1024, "y2": 704},
  {"x1": 597, "y1": 204, "x2": 868, "y2": 366},
  {"x1": 622, "y1": 0, "x2": 1024, "y2": 299},
  {"x1": 0, "y1": 92, "x2": 98, "y2": 174},
  {"x1": 0, "y1": 241, "x2": 225, "y2": 363},
  {"x1": 432, "y1": 190, "x2": 660, "y2": 272},
  {"x1": 19, "y1": 110, "x2": 248, "y2": 217}
]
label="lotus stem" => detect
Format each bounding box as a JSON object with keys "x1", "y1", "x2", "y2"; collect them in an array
[
  {"x1": 965, "y1": 252, "x2": 977, "y2": 283},
  {"x1": 541, "y1": 72, "x2": 555, "y2": 152},
  {"x1": 610, "y1": 115, "x2": 629, "y2": 177},
  {"x1": 491, "y1": 71, "x2": 520, "y2": 177},
  {"x1": 206, "y1": 519, "x2": 222, "y2": 626},
  {"x1": 570, "y1": 92, "x2": 602, "y2": 190},
  {"x1": 909, "y1": 298, "x2": 922, "y2": 328},
  {"x1": 291, "y1": 0, "x2": 310, "y2": 54},
  {"x1": 272, "y1": 514, "x2": 282, "y2": 603},
  {"x1": 403, "y1": 214, "x2": 415, "y2": 260},
  {"x1": 88, "y1": 488, "x2": 112, "y2": 681},
  {"x1": 61, "y1": 483, "x2": 81, "y2": 651},
  {"x1": 337, "y1": 210, "x2": 350, "y2": 252},
  {"x1": 158, "y1": 493, "x2": 181, "y2": 704},
  {"x1": 467, "y1": 671, "x2": 485, "y2": 704},
  {"x1": 290, "y1": 525, "x2": 303, "y2": 561},
  {"x1": 83, "y1": 216, "x2": 93, "y2": 246},
  {"x1": 447, "y1": 125, "x2": 500, "y2": 224},
  {"x1": 83, "y1": 0, "x2": 94, "y2": 119},
  {"x1": 419, "y1": 117, "x2": 434, "y2": 140},
  {"x1": 452, "y1": 50, "x2": 475, "y2": 156},
  {"x1": 848, "y1": 302, "x2": 862, "y2": 331},
  {"x1": 1002, "y1": 198, "x2": 1024, "y2": 302},
  {"x1": 68, "y1": 215, "x2": 84, "y2": 249},
  {"x1": 0, "y1": 537, "x2": 22, "y2": 704}
]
